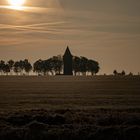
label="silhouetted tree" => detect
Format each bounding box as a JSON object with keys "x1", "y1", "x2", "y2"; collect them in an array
[
  {"x1": 34, "y1": 59, "x2": 52, "y2": 75},
  {"x1": 13, "y1": 61, "x2": 22, "y2": 75},
  {"x1": 19, "y1": 60, "x2": 25, "y2": 75},
  {"x1": 121, "y1": 70, "x2": 126, "y2": 76},
  {"x1": 23, "y1": 59, "x2": 32, "y2": 75},
  {"x1": 50, "y1": 55, "x2": 63, "y2": 75},
  {"x1": 0, "y1": 52, "x2": 100, "y2": 76},
  {"x1": 3, "y1": 64, "x2": 10, "y2": 75},
  {"x1": 79, "y1": 57, "x2": 88, "y2": 75},
  {"x1": 33, "y1": 56, "x2": 63, "y2": 76},
  {"x1": 8, "y1": 60, "x2": 14, "y2": 75},
  {"x1": 87, "y1": 60, "x2": 100, "y2": 75},
  {"x1": 0, "y1": 60, "x2": 5, "y2": 75},
  {"x1": 33, "y1": 59, "x2": 44, "y2": 75},
  {"x1": 128, "y1": 72, "x2": 133, "y2": 76},
  {"x1": 73, "y1": 56, "x2": 100, "y2": 76},
  {"x1": 113, "y1": 70, "x2": 118, "y2": 76},
  {"x1": 43, "y1": 60, "x2": 52, "y2": 75},
  {"x1": 13, "y1": 60, "x2": 32, "y2": 75},
  {"x1": 73, "y1": 56, "x2": 81, "y2": 75}
]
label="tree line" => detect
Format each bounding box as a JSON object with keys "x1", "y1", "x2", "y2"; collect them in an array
[
  {"x1": 0, "y1": 55, "x2": 100, "y2": 76},
  {"x1": 0, "y1": 59, "x2": 32, "y2": 75},
  {"x1": 113, "y1": 70, "x2": 134, "y2": 76}
]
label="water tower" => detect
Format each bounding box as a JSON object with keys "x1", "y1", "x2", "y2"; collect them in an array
[{"x1": 63, "y1": 47, "x2": 73, "y2": 75}]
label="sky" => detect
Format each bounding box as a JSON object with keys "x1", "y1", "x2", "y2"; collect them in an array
[{"x1": 0, "y1": 0, "x2": 140, "y2": 74}]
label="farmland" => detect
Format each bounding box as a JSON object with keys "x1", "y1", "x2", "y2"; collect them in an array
[{"x1": 0, "y1": 76, "x2": 140, "y2": 140}]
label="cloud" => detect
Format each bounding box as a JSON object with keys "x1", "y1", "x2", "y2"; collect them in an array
[{"x1": 0, "y1": 0, "x2": 140, "y2": 73}]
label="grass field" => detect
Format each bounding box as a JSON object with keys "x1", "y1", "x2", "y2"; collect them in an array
[{"x1": 0, "y1": 76, "x2": 140, "y2": 140}]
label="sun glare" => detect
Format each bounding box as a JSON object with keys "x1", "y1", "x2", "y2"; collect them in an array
[{"x1": 8, "y1": 0, "x2": 26, "y2": 10}]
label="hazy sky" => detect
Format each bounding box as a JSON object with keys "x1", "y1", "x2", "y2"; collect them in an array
[{"x1": 0, "y1": 0, "x2": 140, "y2": 74}]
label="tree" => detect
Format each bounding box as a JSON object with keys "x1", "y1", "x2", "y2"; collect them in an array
[
  {"x1": 113, "y1": 70, "x2": 118, "y2": 76},
  {"x1": 73, "y1": 56, "x2": 100, "y2": 76},
  {"x1": 41, "y1": 60, "x2": 52, "y2": 75},
  {"x1": 23, "y1": 59, "x2": 32, "y2": 75},
  {"x1": 0, "y1": 60, "x2": 5, "y2": 75},
  {"x1": 33, "y1": 59, "x2": 44, "y2": 75},
  {"x1": 43, "y1": 59, "x2": 52, "y2": 75},
  {"x1": 128, "y1": 72, "x2": 133, "y2": 76},
  {"x1": 79, "y1": 56, "x2": 88, "y2": 75},
  {"x1": 51, "y1": 55, "x2": 63, "y2": 75},
  {"x1": 8, "y1": 60, "x2": 14, "y2": 75},
  {"x1": 19, "y1": 60, "x2": 25, "y2": 75},
  {"x1": 41, "y1": 56, "x2": 63, "y2": 75},
  {"x1": 87, "y1": 60, "x2": 100, "y2": 75},
  {"x1": 0, "y1": 53, "x2": 100, "y2": 76},
  {"x1": 3, "y1": 64, "x2": 10, "y2": 75},
  {"x1": 14, "y1": 61, "x2": 22, "y2": 75},
  {"x1": 121, "y1": 70, "x2": 126, "y2": 76},
  {"x1": 73, "y1": 56, "x2": 81, "y2": 75}
]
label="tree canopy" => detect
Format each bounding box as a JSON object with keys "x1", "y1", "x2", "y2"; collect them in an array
[{"x1": 0, "y1": 55, "x2": 100, "y2": 76}]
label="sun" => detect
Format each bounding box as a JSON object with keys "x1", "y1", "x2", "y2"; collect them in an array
[{"x1": 8, "y1": 0, "x2": 26, "y2": 8}]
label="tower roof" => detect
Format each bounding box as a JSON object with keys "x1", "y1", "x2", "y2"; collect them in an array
[{"x1": 63, "y1": 46, "x2": 72, "y2": 57}]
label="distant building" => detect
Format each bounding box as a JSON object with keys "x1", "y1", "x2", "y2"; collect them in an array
[{"x1": 63, "y1": 47, "x2": 73, "y2": 75}]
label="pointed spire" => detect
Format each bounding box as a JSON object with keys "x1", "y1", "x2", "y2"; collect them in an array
[
  {"x1": 64, "y1": 46, "x2": 72, "y2": 57},
  {"x1": 63, "y1": 46, "x2": 73, "y2": 75}
]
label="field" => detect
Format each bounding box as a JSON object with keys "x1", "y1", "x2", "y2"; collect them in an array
[{"x1": 0, "y1": 76, "x2": 140, "y2": 140}]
